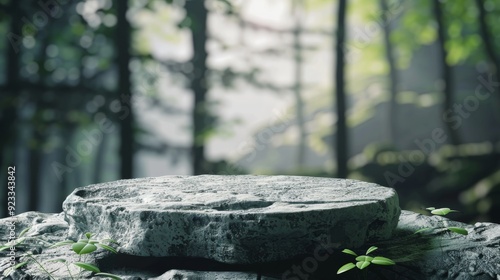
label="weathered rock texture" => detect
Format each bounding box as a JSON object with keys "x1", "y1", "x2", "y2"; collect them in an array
[
  {"x1": 1, "y1": 176, "x2": 499, "y2": 279},
  {"x1": 150, "y1": 270, "x2": 276, "y2": 280},
  {"x1": 63, "y1": 175, "x2": 400, "y2": 263},
  {"x1": 373, "y1": 210, "x2": 500, "y2": 279},
  {"x1": 2, "y1": 210, "x2": 500, "y2": 279}
]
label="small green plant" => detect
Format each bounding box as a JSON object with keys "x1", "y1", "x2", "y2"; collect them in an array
[
  {"x1": 414, "y1": 207, "x2": 468, "y2": 235},
  {"x1": 337, "y1": 246, "x2": 395, "y2": 275},
  {"x1": 1, "y1": 228, "x2": 122, "y2": 280}
]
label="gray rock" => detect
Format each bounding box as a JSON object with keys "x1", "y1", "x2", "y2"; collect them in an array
[
  {"x1": 3, "y1": 176, "x2": 499, "y2": 279},
  {"x1": 150, "y1": 269, "x2": 276, "y2": 280},
  {"x1": 369, "y1": 210, "x2": 500, "y2": 279},
  {"x1": 0, "y1": 212, "x2": 79, "y2": 280},
  {"x1": 62, "y1": 175, "x2": 400, "y2": 263}
]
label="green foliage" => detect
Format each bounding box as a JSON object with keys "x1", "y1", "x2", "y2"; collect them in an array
[
  {"x1": 337, "y1": 262, "x2": 356, "y2": 274},
  {"x1": 338, "y1": 205, "x2": 466, "y2": 276},
  {"x1": 73, "y1": 262, "x2": 100, "y2": 273},
  {"x1": 1, "y1": 229, "x2": 122, "y2": 280},
  {"x1": 392, "y1": 0, "x2": 484, "y2": 68},
  {"x1": 371, "y1": 256, "x2": 396, "y2": 265},
  {"x1": 337, "y1": 246, "x2": 395, "y2": 274},
  {"x1": 415, "y1": 207, "x2": 469, "y2": 236},
  {"x1": 96, "y1": 272, "x2": 124, "y2": 280},
  {"x1": 427, "y1": 207, "x2": 458, "y2": 216},
  {"x1": 447, "y1": 227, "x2": 468, "y2": 235},
  {"x1": 391, "y1": 0, "x2": 435, "y2": 68}
]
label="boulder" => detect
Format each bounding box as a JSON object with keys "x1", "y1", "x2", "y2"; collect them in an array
[
  {"x1": 371, "y1": 210, "x2": 500, "y2": 279},
  {"x1": 150, "y1": 270, "x2": 276, "y2": 280},
  {"x1": 62, "y1": 175, "x2": 401, "y2": 263},
  {"x1": 1, "y1": 176, "x2": 498, "y2": 279}
]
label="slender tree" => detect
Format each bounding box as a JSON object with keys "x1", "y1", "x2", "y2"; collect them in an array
[
  {"x1": 380, "y1": 0, "x2": 398, "y2": 144},
  {"x1": 93, "y1": 133, "x2": 107, "y2": 183},
  {"x1": 475, "y1": 0, "x2": 500, "y2": 99},
  {"x1": 1, "y1": 0, "x2": 22, "y2": 217},
  {"x1": 28, "y1": 127, "x2": 42, "y2": 211},
  {"x1": 433, "y1": 0, "x2": 460, "y2": 146},
  {"x1": 293, "y1": 0, "x2": 306, "y2": 169},
  {"x1": 116, "y1": 0, "x2": 134, "y2": 178},
  {"x1": 334, "y1": 0, "x2": 348, "y2": 178},
  {"x1": 185, "y1": 0, "x2": 209, "y2": 175},
  {"x1": 28, "y1": 16, "x2": 53, "y2": 212}
]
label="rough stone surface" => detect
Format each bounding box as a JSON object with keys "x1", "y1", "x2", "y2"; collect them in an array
[
  {"x1": 62, "y1": 175, "x2": 401, "y2": 263},
  {"x1": 372, "y1": 210, "x2": 500, "y2": 280},
  {"x1": 150, "y1": 270, "x2": 275, "y2": 280},
  {"x1": 2, "y1": 210, "x2": 500, "y2": 279},
  {"x1": 2, "y1": 176, "x2": 499, "y2": 279}
]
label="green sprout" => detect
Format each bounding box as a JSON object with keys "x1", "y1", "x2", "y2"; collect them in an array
[
  {"x1": 414, "y1": 207, "x2": 469, "y2": 236},
  {"x1": 1, "y1": 229, "x2": 122, "y2": 280},
  {"x1": 337, "y1": 246, "x2": 395, "y2": 274}
]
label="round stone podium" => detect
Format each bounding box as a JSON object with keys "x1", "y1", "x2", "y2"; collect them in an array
[{"x1": 63, "y1": 175, "x2": 400, "y2": 264}]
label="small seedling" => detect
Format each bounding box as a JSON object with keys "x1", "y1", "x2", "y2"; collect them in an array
[
  {"x1": 414, "y1": 207, "x2": 469, "y2": 236},
  {"x1": 337, "y1": 246, "x2": 395, "y2": 275},
  {"x1": 1, "y1": 229, "x2": 122, "y2": 280}
]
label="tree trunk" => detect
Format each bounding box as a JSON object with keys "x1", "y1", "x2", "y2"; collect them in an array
[
  {"x1": 116, "y1": 0, "x2": 134, "y2": 179},
  {"x1": 380, "y1": 0, "x2": 398, "y2": 145},
  {"x1": 185, "y1": 0, "x2": 209, "y2": 175},
  {"x1": 433, "y1": 0, "x2": 460, "y2": 146},
  {"x1": 28, "y1": 131, "x2": 42, "y2": 211},
  {"x1": 334, "y1": 0, "x2": 348, "y2": 178},
  {"x1": 1, "y1": 0, "x2": 22, "y2": 217},
  {"x1": 475, "y1": 0, "x2": 500, "y2": 109},
  {"x1": 293, "y1": 0, "x2": 306, "y2": 169},
  {"x1": 55, "y1": 126, "x2": 75, "y2": 213},
  {"x1": 93, "y1": 132, "x2": 107, "y2": 183}
]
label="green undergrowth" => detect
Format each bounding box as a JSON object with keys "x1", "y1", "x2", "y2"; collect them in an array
[{"x1": 1, "y1": 229, "x2": 122, "y2": 280}]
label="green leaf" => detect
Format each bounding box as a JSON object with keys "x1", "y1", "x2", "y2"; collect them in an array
[
  {"x1": 365, "y1": 246, "x2": 378, "y2": 255},
  {"x1": 49, "y1": 240, "x2": 75, "y2": 248},
  {"x1": 0, "y1": 245, "x2": 9, "y2": 252},
  {"x1": 97, "y1": 243, "x2": 118, "y2": 254},
  {"x1": 447, "y1": 227, "x2": 468, "y2": 235},
  {"x1": 15, "y1": 261, "x2": 29, "y2": 269},
  {"x1": 9, "y1": 261, "x2": 28, "y2": 272},
  {"x1": 95, "y1": 272, "x2": 123, "y2": 279},
  {"x1": 73, "y1": 262, "x2": 100, "y2": 273},
  {"x1": 72, "y1": 242, "x2": 97, "y2": 255},
  {"x1": 85, "y1": 232, "x2": 93, "y2": 239},
  {"x1": 6, "y1": 237, "x2": 26, "y2": 247},
  {"x1": 47, "y1": 258, "x2": 67, "y2": 263},
  {"x1": 19, "y1": 227, "x2": 31, "y2": 238},
  {"x1": 414, "y1": 227, "x2": 432, "y2": 234},
  {"x1": 355, "y1": 255, "x2": 374, "y2": 262},
  {"x1": 426, "y1": 207, "x2": 436, "y2": 211},
  {"x1": 337, "y1": 263, "x2": 356, "y2": 274},
  {"x1": 372, "y1": 256, "x2": 396, "y2": 265},
  {"x1": 356, "y1": 260, "x2": 371, "y2": 270},
  {"x1": 431, "y1": 208, "x2": 458, "y2": 216},
  {"x1": 2, "y1": 261, "x2": 28, "y2": 277},
  {"x1": 341, "y1": 249, "x2": 358, "y2": 256}
]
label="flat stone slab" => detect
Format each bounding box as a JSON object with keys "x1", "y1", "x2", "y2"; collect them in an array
[
  {"x1": 4, "y1": 210, "x2": 500, "y2": 279},
  {"x1": 62, "y1": 175, "x2": 400, "y2": 263}
]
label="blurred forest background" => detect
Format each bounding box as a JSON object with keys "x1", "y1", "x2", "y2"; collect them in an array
[{"x1": 1, "y1": 0, "x2": 500, "y2": 223}]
